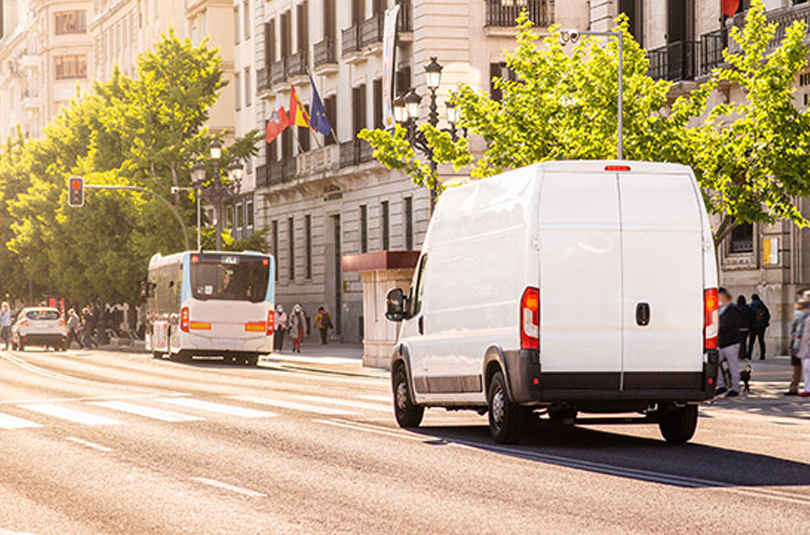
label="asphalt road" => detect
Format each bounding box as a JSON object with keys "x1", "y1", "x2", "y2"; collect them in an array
[{"x1": 1, "y1": 348, "x2": 809, "y2": 535}]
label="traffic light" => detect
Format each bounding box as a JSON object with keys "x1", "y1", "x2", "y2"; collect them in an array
[{"x1": 67, "y1": 176, "x2": 84, "y2": 207}]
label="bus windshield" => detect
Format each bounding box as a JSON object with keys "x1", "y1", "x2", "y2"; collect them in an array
[{"x1": 190, "y1": 255, "x2": 269, "y2": 303}]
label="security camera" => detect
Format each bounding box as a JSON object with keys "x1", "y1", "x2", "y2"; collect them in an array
[
  {"x1": 170, "y1": 187, "x2": 180, "y2": 194},
  {"x1": 559, "y1": 30, "x2": 570, "y2": 44},
  {"x1": 569, "y1": 30, "x2": 579, "y2": 42}
]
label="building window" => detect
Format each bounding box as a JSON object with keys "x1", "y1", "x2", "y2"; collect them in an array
[
  {"x1": 618, "y1": 0, "x2": 643, "y2": 46},
  {"x1": 373, "y1": 78, "x2": 383, "y2": 130},
  {"x1": 288, "y1": 217, "x2": 295, "y2": 280},
  {"x1": 227, "y1": 205, "x2": 235, "y2": 232},
  {"x1": 299, "y1": 104, "x2": 311, "y2": 152},
  {"x1": 272, "y1": 220, "x2": 279, "y2": 281},
  {"x1": 325, "y1": 95, "x2": 337, "y2": 145},
  {"x1": 234, "y1": 73, "x2": 241, "y2": 110},
  {"x1": 243, "y1": 0, "x2": 251, "y2": 40},
  {"x1": 381, "y1": 201, "x2": 390, "y2": 251},
  {"x1": 236, "y1": 202, "x2": 244, "y2": 239},
  {"x1": 246, "y1": 200, "x2": 254, "y2": 235},
  {"x1": 55, "y1": 11, "x2": 87, "y2": 35},
  {"x1": 360, "y1": 205, "x2": 368, "y2": 253},
  {"x1": 234, "y1": 5, "x2": 240, "y2": 44},
  {"x1": 305, "y1": 214, "x2": 312, "y2": 279},
  {"x1": 55, "y1": 55, "x2": 87, "y2": 80},
  {"x1": 730, "y1": 224, "x2": 754, "y2": 254},
  {"x1": 244, "y1": 68, "x2": 252, "y2": 107},
  {"x1": 489, "y1": 62, "x2": 518, "y2": 102},
  {"x1": 404, "y1": 196, "x2": 413, "y2": 250},
  {"x1": 352, "y1": 84, "x2": 367, "y2": 137}
]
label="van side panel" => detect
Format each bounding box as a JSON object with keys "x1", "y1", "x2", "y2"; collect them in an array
[
  {"x1": 618, "y1": 173, "x2": 704, "y2": 383},
  {"x1": 538, "y1": 172, "x2": 623, "y2": 388}
]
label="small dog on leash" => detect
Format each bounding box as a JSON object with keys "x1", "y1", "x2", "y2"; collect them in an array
[{"x1": 740, "y1": 364, "x2": 753, "y2": 394}]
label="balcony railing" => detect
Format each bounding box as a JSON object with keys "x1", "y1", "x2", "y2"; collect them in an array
[
  {"x1": 361, "y1": 15, "x2": 384, "y2": 47},
  {"x1": 342, "y1": 25, "x2": 361, "y2": 56},
  {"x1": 339, "y1": 139, "x2": 375, "y2": 168},
  {"x1": 485, "y1": 0, "x2": 553, "y2": 28},
  {"x1": 314, "y1": 37, "x2": 337, "y2": 68},
  {"x1": 397, "y1": 0, "x2": 413, "y2": 32},
  {"x1": 287, "y1": 51, "x2": 309, "y2": 78},
  {"x1": 268, "y1": 158, "x2": 298, "y2": 185},
  {"x1": 270, "y1": 59, "x2": 287, "y2": 85},
  {"x1": 699, "y1": 28, "x2": 728, "y2": 76},
  {"x1": 765, "y1": 4, "x2": 810, "y2": 52},
  {"x1": 256, "y1": 164, "x2": 270, "y2": 188},
  {"x1": 256, "y1": 68, "x2": 270, "y2": 92},
  {"x1": 647, "y1": 41, "x2": 698, "y2": 82}
]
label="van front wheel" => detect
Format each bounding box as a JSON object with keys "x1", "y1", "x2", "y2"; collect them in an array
[
  {"x1": 658, "y1": 404, "x2": 698, "y2": 443},
  {"x1": 393, "y1": 365, "x2": 423, "y2": 428},
  {"x1": 488, "y1": 370, "x2": 525, "y2": 444}
]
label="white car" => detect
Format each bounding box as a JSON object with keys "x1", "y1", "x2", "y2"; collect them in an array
[
  {"x1": 12, "y1": 307, "x2": 68, "y2": 351},
  {"x1": 385, "y1": 161, "x2": 719, "y2": 444}
]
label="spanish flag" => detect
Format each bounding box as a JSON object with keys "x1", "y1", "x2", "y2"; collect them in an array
[{"x1": 288, "y1": 83, "x2": 311, "y2": 128}]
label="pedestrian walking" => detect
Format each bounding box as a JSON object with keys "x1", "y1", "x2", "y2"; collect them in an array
[
  {"x1": 736, "y1": 295, "x2": 751, "y2": 360},
  {"x1": 81, "y1": 307, "x2": 98, "y2": 349},
  {"x1": 274, "y1": 305, "x2": 288, "y2": 352},
  {"x1": 314, "y1": 307, "x2": 333, "y2": 345},
  {"x1": 66, "y1": 309, "x2": 82, "y2": 349},
  {"x1": 794, "y1": 303, "x2": 810, "y2": 398},
  {"x1": 1, "y1": 302, "x2": 12, "y2": 351},
  {"x1": 748, "y1": 294, "x2": 770, "y2": 360},
  {"x1": 785, "y1": 299, "x2": 809, "y2": 396},
  {"x1": 289, "y1": 305, "x2": 305, "y2": 354},
  {"x1": 716, "y1": 288, "x2": 743, "y2": 398}
]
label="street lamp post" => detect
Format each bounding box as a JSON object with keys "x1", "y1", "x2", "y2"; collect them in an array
[{"x1": 559, "y1": 29, "x2": 624, "y2": 160}]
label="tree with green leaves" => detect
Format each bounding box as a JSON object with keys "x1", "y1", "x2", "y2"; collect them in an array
[{"x1": 361, "y1": 0, "x2": 810, "y2": 246}]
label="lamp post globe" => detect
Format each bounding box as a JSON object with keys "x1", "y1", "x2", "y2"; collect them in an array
[
  {"x1": 190, "y1": 161, "x2": 206, "y2": 186},
  {"x1": 404, "y1": 90, "x2": 421, "y2": 122},
  {"x1": 393, "y1": 95, "x2": 408, "y2": 124},
  {"x1": 227, "y1": 159, "x2": 244, "y2": 189},
  {"x1": 446, "y1": 101, "x2": 460, "y2": 125},
  {"x1": 425, "y1": 56, "x2": 443, "y2": 91},
  {"x1": 209, "y1": 139, "x2": 222, "y2": 160}
]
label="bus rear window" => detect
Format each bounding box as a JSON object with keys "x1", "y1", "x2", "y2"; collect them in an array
[
  {"x1": 26, "y1": 310, "x2": 61, "y2": 321},
  {"x1": 191, "y1": 259, "x2": 269, "y2": 303}
]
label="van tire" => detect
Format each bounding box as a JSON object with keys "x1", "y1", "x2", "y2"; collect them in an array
[
  {"x1": 487, "y1": 370, "x2": 525, "y2": 444},
  {"x1": 658, "y1": 404, "x2": 698, "y2": 443},
  {"x1": 393, "y1": 364, "x2": 423, "y2": 428}
]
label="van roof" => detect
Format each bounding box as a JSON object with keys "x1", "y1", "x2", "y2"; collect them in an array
[{"x1": 535, "y1": 160, "x2": 692, "y2": 175}]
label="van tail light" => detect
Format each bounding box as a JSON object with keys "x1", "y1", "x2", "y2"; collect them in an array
[
  {"x1": 267, "y1": 309, "x2": 275, "y2": 336},
  {"x1": 521, "y1": 287, "x2": 540, "y2": 350},
  {"x1": 180, "y1": 307, "x2": 190, "y2": 333},
  {"x1": 704, "y1": 288, "x2": 718, "y2": 351}
]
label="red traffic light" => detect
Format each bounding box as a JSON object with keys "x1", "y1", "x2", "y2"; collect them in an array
[{"x1": 67, "y1": 177, "x2": 85, "y2": 207}]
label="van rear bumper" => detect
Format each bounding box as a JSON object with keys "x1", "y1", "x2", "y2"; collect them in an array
[{"x1": 504, "y1": 349, "x2": 719, "y2": 403}]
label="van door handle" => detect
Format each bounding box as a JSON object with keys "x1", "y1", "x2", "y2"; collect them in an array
[
  {"x1": 418, "y1": 316, "x2": 424, "y2": 335},
  {"x1": 636, "y1": 302, "x2": 651, "y2": 326}
]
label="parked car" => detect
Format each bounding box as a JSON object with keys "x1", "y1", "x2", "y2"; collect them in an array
[
  {"x1": 385, "y1": 161, "x2": 719, "y2": 444},
  {"x1": 12, "y1": 307, "x2": 68, "y2": 351}
]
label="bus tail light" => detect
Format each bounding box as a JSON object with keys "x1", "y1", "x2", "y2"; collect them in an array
[
  {"x1": 190, "y1": 321, "x2": 211, "y2": 330},
  {"x1": 704, "y1": 288, "x2": 718, "y2": 351},
  {"x1": 267, "y1": 310, "x2": 275, "y2": 336},
  {"x1": 521, "y1": 287, "x2": 540, "y2": 350},
  {"x1": 245, "y1": 322, "x2": 265, "y2": 333},
  {"x1": 180, "y1": 307, "x2": 190, "y2": 333}
]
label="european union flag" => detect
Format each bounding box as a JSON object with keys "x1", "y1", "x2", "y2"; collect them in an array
[{"x1": 309, "y1": 75, "x2": 333, "y2": 137}]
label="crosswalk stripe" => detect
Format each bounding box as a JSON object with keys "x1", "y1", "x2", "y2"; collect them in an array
[
  {"x1": 356, "y1": 395, "x2": 392, "y2": 403},
  {"x1": 19, "y1": 404, "x2": 123, "y2": 426},
  {"x1": 294, "y1": 395, "x2": 392, "y2": 413},
  {"x1": 232, "y1": 396, "x2": 355, "y2": 416},
  {"x1": 0, "y1": 411, "x2": 42, "y2": 430},
  {"x1": 156, "y1": 398, "x2": 276, "y2": 418},
  {"x1": 88, "y1": 401, "x2": 203, "y2": 423}
]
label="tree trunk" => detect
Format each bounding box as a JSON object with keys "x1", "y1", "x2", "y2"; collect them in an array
[
  {"x1": 713, "y1": 215, "x2": 735, "y2": 248},
  {"x1": 170, "y1": 163, "x2": 181, "y2": 205}
]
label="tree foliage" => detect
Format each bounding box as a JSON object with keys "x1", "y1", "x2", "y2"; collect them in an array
[{"x1": 362, "y1": 0, "x2": 810, "y2": 245}]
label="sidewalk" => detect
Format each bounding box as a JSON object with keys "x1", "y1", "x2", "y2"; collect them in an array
[{"x1": 260, "y1": 343, "x2": 389, "y2": 380}]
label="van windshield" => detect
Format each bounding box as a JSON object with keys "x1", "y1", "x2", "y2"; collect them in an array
[{"x1": 190, "y1": 255, "x2": 269, "y2": 303}]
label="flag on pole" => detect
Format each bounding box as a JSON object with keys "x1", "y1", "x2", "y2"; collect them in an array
[
  {"x1": 288, "y1": 83, "x2": 311, "y2": 127},
  {"x1": 265, "y1": 95, "x2": 289, "y2": 144},
  {"x1": 308, "y1": 75, "x2": 332, "y2": 137},
  {"x1": 721, "y1": 0, "x2": 740, "y2": 17}
]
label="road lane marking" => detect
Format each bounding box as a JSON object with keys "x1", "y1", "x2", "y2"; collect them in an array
[
  {"x1": 88, "y1": 401, "x2": 203, "y2": 423},
  {"x1": 231, "y1": 396, "x2": 355, "y2": 416},
  {"x1": 19, "y1": 404, "x2": 123, "y2": 426},
  {"x1": 0, "y1": 411, "x2": 42, "y2": 430},
  {"x1": 315, "y1": 419, "x2": 425, "y2": 441},
  {"x1": 191, "y1": 477, "x2": 267, "y2": 498},
  {"x1": 356, "y1": 395, "x2": 393, "y2": 403},
  {"x1": 156, "y1": 398, "x2": 276, "y2": 418},
  {"x1": 0, "y1": 393, "x2": 189, "y2": 406},
  {"x1": 294, "y1": 395, "x2": 391, "y2": 413},
  {"x1": 733, "y1": 434, "x2": 771, "y2": 440},
  {"x1": 65, "y1": 437, "x2": 113, "y2": 452}
]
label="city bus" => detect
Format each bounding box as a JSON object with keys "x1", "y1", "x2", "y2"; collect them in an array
[{"x1": 145, "y1": 251, "x2": 275, "y2": 366}]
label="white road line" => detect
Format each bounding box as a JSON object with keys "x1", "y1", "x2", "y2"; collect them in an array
[
  {"x1": 294, "y1": 395, "x2": 392, "y2": 413},
  {"x1": 0, "y1": 392, "x2": 189, "y2": 406},
  {"x1": 156, "y1": 398, "x2": 276, "y2": 419},
  {"x1": 231, "y1": 396, "x2": 355, "y2": 416},
  {"x1": 0, "y1": 411, "x2": 42, "y2": 430},
  {"x1": 191, "y1": 477, "x2": 267, "y2": 498},
  {"x1": 356, "y1": 394, "x2": 393, "y2": 403},
  {"x1": 733, "y1": 434, "x2": 771, "y2": 440},
  {"x1": 65, "y1": 437, "x2": 113, "y2": 452},
  {"x1": 19, "y1": 404, "x2": 123, "y2": 426},
  {"x1": 88, "y1": 401, "x2": 203, "y2": 423},
  {"x1": 314, "y1": 419, "x2": 425, "y2": 441}
]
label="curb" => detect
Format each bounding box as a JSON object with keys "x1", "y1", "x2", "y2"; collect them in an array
[{"x1": 264, "y1": 361, "x2": 389, "y2": 380}]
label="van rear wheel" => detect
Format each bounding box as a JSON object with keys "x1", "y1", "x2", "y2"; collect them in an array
[
  {"x1": 658, "y1": 404, "x2": 698, "y2": 443},
  {"x1": 393, "y1": 365, "x2": 423, "y2": 428},
  {"x1": 487, "y1": 370, "x2": 526, "y2": 444}
]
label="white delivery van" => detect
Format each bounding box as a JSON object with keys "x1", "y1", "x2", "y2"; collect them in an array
[{"x1": 385, "y1": 161, "x2": 719, "y2": 444}]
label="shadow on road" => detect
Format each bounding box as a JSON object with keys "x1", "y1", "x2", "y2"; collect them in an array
[{"x1": 410, "y1": 418, "x2": 810, "y2": 490}]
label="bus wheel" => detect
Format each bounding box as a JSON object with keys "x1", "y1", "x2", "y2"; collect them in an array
[
  {"x1": 152, "y1": 351, "x2": 163, "y2": 359},
  {"x1": 245, "y1": 354, "x2": 259, "y2": 366}
]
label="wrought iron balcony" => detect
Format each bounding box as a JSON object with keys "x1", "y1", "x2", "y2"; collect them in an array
[
  {"x1": 647, "y1": 41, "x2": 698, "y2": 82},
  {"x1": 397, "y1": 0, "x2": 413, "y2": 32},
  {"x1": 360, "y1": 15, "x2": 384, "y2": 48},
  {"x1": 270, "y1": 59, "x2": 287, "y2": 85},
  {"x1": 287, "y1": 51, "x2": 309, "y2": 78},
  {"x1": 699, "y1": 28, "x2": 728, "y2": 76},
  {"x1": 339, "y1": 139, "x2": 376, "y2": 168},
  {"x1": 485, "y1": 0, "x2": 553, "y2": 28},
  {"x1": 256, "y1": 68, "x2": 270, "y2": 93},
  {"x1": 342, "y1": 25, "x2": 361, "y2": 56},
  {"x1": 314, "y1": 37, "x2": 337, "y2": 69}
]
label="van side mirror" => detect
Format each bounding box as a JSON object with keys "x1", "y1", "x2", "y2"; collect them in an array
[{"x1": 385, "y1": 288, "x2": 407, "y2": 322}]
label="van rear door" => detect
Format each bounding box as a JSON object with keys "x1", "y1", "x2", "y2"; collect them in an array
[
  {"x1": 617, "y1": 171, "x2": 704, "y2": 390},
  {"x1": 538, "y1": 172, "x2": 623, "y2": 391}
]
